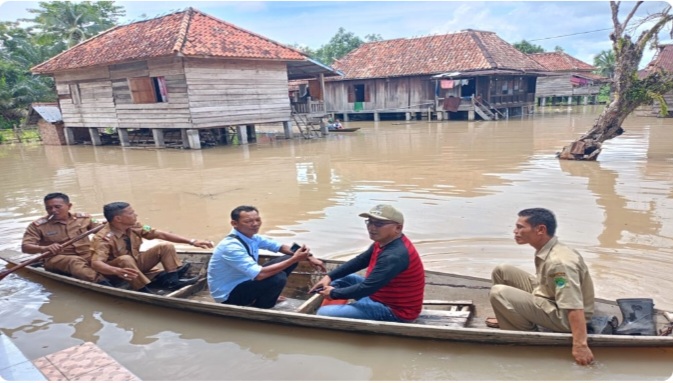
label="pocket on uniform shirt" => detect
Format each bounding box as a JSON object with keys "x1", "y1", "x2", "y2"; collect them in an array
[{"x1": 533, "y1": 296, "x2": 558, "y2": 314}]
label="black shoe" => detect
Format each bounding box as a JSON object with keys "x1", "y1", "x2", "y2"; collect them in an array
[
  {"x1": 137, "y1": 286, "x2": 155, "y2": 294},
  {"x1": 176, "y1": 262, "x2": 192, "y2": 278},
  {"x1": 161, "y1": 272, "x2": 199, "y2": 290},
  {"x1": 97, "y1": 278, "x2": 113, "y2": 287}
]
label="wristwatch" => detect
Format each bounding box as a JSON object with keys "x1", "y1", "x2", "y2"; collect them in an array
[{"x1": 189, "y1": 239, "x2": 197, "y2": 245}]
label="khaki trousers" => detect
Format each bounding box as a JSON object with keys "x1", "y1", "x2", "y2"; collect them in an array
[
  {"x1": 489, "y1": 264, "x2": 569, "y2": 332},
  {"x1": 45, "y1": 254, "x2": 101, "y2": 282},
  {"x1": 107, "y1": 243, "x2": 182, "y2": 290}
]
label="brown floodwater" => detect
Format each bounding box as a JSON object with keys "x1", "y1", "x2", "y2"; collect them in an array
[{"x1": 1, "y1": 105, "x2": 673, "y2": 380}]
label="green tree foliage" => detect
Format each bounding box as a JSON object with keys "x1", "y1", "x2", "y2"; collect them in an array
[
  {"x1": 554, "y1": 45, "x2": 565, "y2": 52},
  {"x1": 22, "y1": 1, "x2": 125, "y2": 48},
  {"x1": 512, "y1": 39, "x2": 545, "y2": 54},
  {"x1": 593, "y1": 49, "x2": 616, "y2": 79},
  {"x1": 364, "y1": 33, "x2": 383, "y2": 42},
  {"x1": 0, "y1": 2, "x2": 125, "y2": 131},
  {"x1": 313, "y1": 28, "x2": 365, "y2": 65}
]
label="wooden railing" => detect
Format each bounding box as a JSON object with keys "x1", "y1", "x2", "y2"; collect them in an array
[
  {"x1": 487, "y1": 93, "x2": 535, "y2": 105},
  {"x1": 291, "y1": 100, "x2": 326, "y2": 115}
]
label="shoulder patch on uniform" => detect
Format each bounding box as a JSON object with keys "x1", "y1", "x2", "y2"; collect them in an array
[
  {"x1": 554, "y1": 277, "x2": 567, "y2": 288},
  {"x1": 75, "y1": 212, "x2": 91, "y2": 218},
  {"x1": 33, "y1": 217, "x2": 49, "y2": 226},
  {"x1": 142, "y1": 224, "x2": 152, "y2": 231}
]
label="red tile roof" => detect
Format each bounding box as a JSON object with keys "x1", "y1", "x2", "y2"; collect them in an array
[
  {"x1": 641, "y1": 44, "x2": 673, "y2": 75},
  {"x1": 32, "y1": 8, "x2": 305, "y2": 74},
  {"x1": 330, "y1": 30, "x2": 546, "y2": 80},
  {"x1": 528, "y1": 51, "x2": 595, "y2": 72}
]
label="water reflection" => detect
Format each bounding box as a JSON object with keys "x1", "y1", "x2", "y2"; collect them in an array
[{"x1": 2, "y1": 106, "x2": 673, "y2": 379}]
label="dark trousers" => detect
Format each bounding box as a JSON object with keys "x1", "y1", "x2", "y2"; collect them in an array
[{"x1": 224, "y1": 255, "x2": 298, "y2": 309}]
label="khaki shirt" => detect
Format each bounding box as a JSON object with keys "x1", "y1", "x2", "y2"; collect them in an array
[
  {"x1": 91, "y1": 222, "x2": 158, "y2": 263},
  {"x1": 533, "y1": 237, "x2": 595, "y2": 318},
  {"x1": 22, "y1": 213, "x2": 98, "y2": 258}
]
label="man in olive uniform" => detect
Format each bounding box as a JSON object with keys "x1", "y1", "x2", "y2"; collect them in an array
[
  {"x1": 22, "y1": 192, "x2": 108, "y2": 284},
  {"x1": 488, "y1": 208, "x2": 595, "y2": 366},
  {"x1": 90, "y1": 201, "x2": 213, "y2": 293}
]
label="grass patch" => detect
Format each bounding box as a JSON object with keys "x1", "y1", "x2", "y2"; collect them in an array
[{"x1": 0, "y1": 128, "x2": 41, "y2": 143}]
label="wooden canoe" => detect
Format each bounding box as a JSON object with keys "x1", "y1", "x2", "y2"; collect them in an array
[
  {"x1": 312, "y1": 128, "x2": 361, "y2": 132},
  {"x1": 2, "y1": 251, "x2": 672, "y2": 347}
]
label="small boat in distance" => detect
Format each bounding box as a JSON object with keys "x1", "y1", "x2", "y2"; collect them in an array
[
  {"x1": 313, "y1": 127, "x2": 361, "y2": 133},
  {"x1": 2, "y1": 250, "x2": 672, "y2": 347}
]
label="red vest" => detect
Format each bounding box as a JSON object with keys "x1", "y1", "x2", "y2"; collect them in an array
[{"x1": 366, "y1": 236, "x2": 425, "y2": 321}]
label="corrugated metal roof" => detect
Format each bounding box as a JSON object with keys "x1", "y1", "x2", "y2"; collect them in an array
[{"x1": 30, "y1": 103, "x2": 62, "y2": 123}]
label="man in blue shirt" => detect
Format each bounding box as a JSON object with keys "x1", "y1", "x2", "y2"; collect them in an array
[{"x1": 208, "y1": 205, "x2": 326, "y2": 308}]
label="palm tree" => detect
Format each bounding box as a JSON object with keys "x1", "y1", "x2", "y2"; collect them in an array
[
  {"x1": 593, "y1": 49, "x2": 616, "y2": 79},
  {"x1": 23, "y1": 1, "x2": 124, "y2": 48}
]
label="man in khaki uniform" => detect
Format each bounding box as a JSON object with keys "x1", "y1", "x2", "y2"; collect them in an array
[
  {"x1": 91, "y1": 201, "x2": 213, "y2": 294},
  {"x1": 489, "y1": 208, "x2": 595, "y2": 366},
  {"x1": 22, "y1": 192, "x2": 108, "y2": 284}
]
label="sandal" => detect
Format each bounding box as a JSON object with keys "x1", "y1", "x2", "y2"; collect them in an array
[{"x1": 485, "y1": 317, "x2": 500, "y2": 328}]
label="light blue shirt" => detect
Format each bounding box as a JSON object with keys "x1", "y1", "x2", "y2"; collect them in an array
[{"x1": 207, "y1": 228, "x2": 283, "y2": 302}]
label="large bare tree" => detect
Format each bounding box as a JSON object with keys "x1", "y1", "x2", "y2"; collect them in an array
[{"x1": 558, "y1": 1, "x2": 673, "y2": 161}]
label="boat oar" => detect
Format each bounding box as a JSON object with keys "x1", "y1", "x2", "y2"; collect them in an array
[{"x1": 0, "y1": 224, "x2": 105, "y2": 281}]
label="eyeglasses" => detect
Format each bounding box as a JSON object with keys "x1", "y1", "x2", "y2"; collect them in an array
[{"x1": 365, "y1": 219, "x2": 396, "y2": 228}]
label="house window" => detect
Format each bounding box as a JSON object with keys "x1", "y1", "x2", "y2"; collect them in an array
[
  {"x1": 69, "y1": 84, "x2": 81, "y2": 104},
  {"x1": 128, "y1": 76, "x2": 168, "y2": 104},
  {"x1": 347, "y1": 83, "x2": 371, "y2": 103}
]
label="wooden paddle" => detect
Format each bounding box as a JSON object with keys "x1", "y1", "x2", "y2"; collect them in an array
[{"x1": 0, "y1": 223, "x2": 105, "y2": 281}]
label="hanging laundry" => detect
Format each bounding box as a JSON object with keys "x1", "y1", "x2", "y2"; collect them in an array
[
  {"x1": 443, "y1": 96, "x2": 461, "y2": 112},
  {"x1": 440, "y1": 79, "x2": 454, "y2": 89}
]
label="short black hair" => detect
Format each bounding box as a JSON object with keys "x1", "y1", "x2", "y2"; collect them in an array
[
  {"x1": 44, "y1": 192, "x2": 69, "y2": 204},
  {"x1": 104, "y1": 202, "x2": 130, "y2": 222},
  {"x1": 231, "y1": 205, "x2": 258, "y2": 221},
  {"x1": 518, "y1": 208, "x2": 557, "y2": 237}
]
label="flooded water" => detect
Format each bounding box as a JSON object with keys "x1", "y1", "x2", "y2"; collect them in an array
[{"x1": 1, "y1": 105, "x2": 673, "y2": 380}]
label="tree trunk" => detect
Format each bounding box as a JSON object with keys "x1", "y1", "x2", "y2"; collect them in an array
[{"x1": 558, "y1": 31, "x2": 642, "y2": 161}]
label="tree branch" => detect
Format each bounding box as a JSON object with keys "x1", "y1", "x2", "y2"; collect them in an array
[
  {"x1": 622, "y1": 1, "x2": 644, "y2": 29},
  {"x1": 611, "y1": 2, "x2": 623, "y2": 35},
  {"x1": 636, "y1": 11, "x2": 673, "y2": 52}
]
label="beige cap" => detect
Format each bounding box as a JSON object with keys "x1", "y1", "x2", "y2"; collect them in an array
[{"x1": 358, "y1": 204, "x2": 404, "y2": 224}]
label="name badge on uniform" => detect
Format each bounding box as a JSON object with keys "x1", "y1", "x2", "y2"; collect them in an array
[{"x1": 45, "y1": 231, "x2": 58, "y2": 236}]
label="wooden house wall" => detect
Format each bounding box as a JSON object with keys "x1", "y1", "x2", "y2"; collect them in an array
[
  {"x1": 652, "y1": 92, "x2": 673, "y2": 117},
  {"x1": 324, "y1": 76, "x2": 434, "y2": 112},
  {"x1": 111, "y1": 57, "x2": 192, "y2": 129},
  {"x1": 536, "y1": 74, "x2": 601, "y2": 97},
  {"x1": 184, "y1": 58, "x2": 290, "y2": 128},
  {"x1": 55, "y1": 67, "x2": 117, "y2": 128}
]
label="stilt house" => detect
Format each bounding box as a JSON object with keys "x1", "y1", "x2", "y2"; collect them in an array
[
  {"x1": 638, "y1": 44, "x2": 673, "y2": 117},
  {"x1": 324, "y1": 29, "x2": 548, "y2": 121},
  {"x1": 528, "y1": 51, "x2": 609, "y2": 106},
  {"x1": 30, "y1": 8, "x2": 338, "y2": 149}
]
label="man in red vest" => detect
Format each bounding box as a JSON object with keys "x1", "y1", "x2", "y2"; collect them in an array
[{"x1": 310, "y1": 204, "x2": 425, "y2": 322}]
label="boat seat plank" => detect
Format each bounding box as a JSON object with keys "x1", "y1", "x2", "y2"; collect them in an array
[{"x1": 415, "y1": 307, "x2": 472, "y2": 328}]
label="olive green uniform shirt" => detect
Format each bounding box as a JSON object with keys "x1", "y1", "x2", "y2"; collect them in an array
[{"x1": 533, "y1": 237, "x2": 594, "y2": 319}]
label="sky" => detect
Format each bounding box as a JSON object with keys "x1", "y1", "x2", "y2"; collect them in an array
[{"x1": 0, "y1": 0, "x2": 671, "y2": 68}]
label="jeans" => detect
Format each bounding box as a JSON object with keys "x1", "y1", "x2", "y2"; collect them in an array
[
  {"x1": 316, "y1": 274, "x2": 403, "y2": 322},
  {"x1": 224, "y1": 255, "x2": 297, "y2": 309}
]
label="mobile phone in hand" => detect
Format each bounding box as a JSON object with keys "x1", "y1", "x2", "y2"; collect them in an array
[{"x1": 290, "y1": 243, "x2": 301, "y2": 252}]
